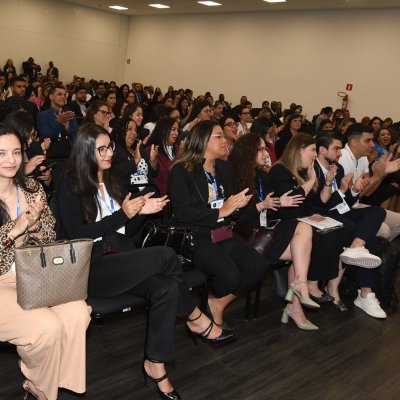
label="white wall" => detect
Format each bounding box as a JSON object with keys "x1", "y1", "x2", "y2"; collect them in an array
[
  {"x1": 0, "y1": 0, "x2": 129, "y2": 83},
  {"x1": 125, "y1": 9, "x2": 400, "y2": 121}
]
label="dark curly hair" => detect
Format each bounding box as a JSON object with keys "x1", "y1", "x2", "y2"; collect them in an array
[{"x1": 228, "y1": 133, "x2": 262, "y2": 199}]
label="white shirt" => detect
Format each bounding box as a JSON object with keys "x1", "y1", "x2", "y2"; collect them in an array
[
  {"x1": 95, "y1": 183, "x2": 125, "y2": 241},
  {"x1": 236, "y1": 122, "x2": 252, "y2": 137}
]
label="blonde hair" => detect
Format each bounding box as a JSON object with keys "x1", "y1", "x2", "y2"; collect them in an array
[{"x1": 278, "y1": 133, "x2": 317, "y2": 188}]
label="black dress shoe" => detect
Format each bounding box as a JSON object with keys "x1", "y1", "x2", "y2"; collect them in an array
[
  {"x1": 333, "y1": 300, "x2": 348, "y2": 312},
  {"x1": 143, "y1": 358, "x2": 181, "y2": 400},
  {"x1": 186, "y1": 312, "x2": 235, "y2": 346},
  {"x1": 310, "y1": 292, "x2": 334, "y2": 304}
]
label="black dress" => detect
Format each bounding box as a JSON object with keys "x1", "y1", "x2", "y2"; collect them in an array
[
  {"x1": 266, "y1": 163, "x2": 353, "y2": 281},
  {"x1": 239, "y1": 168, "x2": 299, "y2": 263}
]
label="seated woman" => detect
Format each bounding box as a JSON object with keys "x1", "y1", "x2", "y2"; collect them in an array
[
  {"x1": 267, "y1": 134, "x2": 357, "y2": 314},
  {"x1": 4, "y1": 110, "x2": 52, "y2": 189},
  {"x1": 182, "y1": 101, "x2": 211, "y2": 132},
  {"x1": 0, "y1": 124, "x2": 91, "y2": 400},
  {"x1": 83, "y1": 100, "x2": 112, "y2": 133},
  {"x1": 57, "y1": 123, "x2": 233, "y2": 400},
  {"x1": 146, "y1": 116, "x2": 181, "y2": 196},
  {"x1": 275, "y1": 113, "x2": 302, "y2": 159},
  {"x1": 229, "y1": 133, "x2": 321, "y2": 329},
  {"x1": 220, "y1": 115, "x2": 238, "y2": 160},
  {"x1": 111, "y1": 118, "x2": 159, "y2": 190},
  {"x1": 169, "y1": 120, "x2": 268, "y2": 327}
]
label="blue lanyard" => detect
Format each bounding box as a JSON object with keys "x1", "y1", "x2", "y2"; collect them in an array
[
  {"x1": 97, "y1": 187, "x2": 115, "y2": 215},
  {"x1": 332, "y1": 179, "x2": 338, "y2": 192},
  {"x1": 16, "y1": 186, "x2": 21, "y2": 217},
  {"x1": 258, "y1": 178, "x2": 264, "y2": 202},
  {"x1": 204, "y1": 170, "x2": 221, "y2": 199}
]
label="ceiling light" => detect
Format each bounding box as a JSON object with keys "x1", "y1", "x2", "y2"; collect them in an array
[
  {"x1": 108, "y1": 5, "x2": 129, "y2": 10},
  {"x1": 149, "y1": 3, "x2": 170, "y2": 8},
  {"x1": 198, "y1": 1, "x2": 222, "y2": 6},
  {"x1": 264, "y1": 0, "x2": 286, "y2": 3}
]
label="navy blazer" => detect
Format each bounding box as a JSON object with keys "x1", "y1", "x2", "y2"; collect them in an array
[
  {"x1": 313, "y1": 161, "x2": 358, "y2": 211},
  {"x1": 37, "y1": 107, "x2": 78, "y2": 140}
]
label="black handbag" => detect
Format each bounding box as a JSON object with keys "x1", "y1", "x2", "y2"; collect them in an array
[
  {"x1": 233, "y1": 223, "x2": 275, "y2": 257},
  {"x1": 101, "y1": 231, "x2": 137, "y2": 255},
  {"x1": 141, "y1": 221, "x2": 195, "y2": 264}
]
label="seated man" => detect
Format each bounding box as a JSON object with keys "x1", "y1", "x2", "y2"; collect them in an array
[
  {"x1": 339, "y1": 123, "x2": 400, "y2": 243},
  {"x1": 314, "y1": 133, "x2": 387, "y2": 318},
  {"x1": 37, "y1": 85, "x2": 78, "y2": 141}
]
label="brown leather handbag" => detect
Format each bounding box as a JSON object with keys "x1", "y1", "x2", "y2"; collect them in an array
[
  {"x1": 15, "y1": 236, "x2": 93, "y2": 310},
  {"x1": 233, "y1": 223, "x2": 275, "y2": 257}
]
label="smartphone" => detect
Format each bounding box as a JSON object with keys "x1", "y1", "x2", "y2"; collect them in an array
[
  {"x1": 29, "y1": 161, "x2": 56, "y2": 178},
  {"x1": 266, "y1": 219, "x2": 281, "y2": 230}
]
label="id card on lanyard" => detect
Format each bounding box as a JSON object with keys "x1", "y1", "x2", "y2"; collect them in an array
[
  {"x1": 258, "y1": 178, "x2": 268, "y2": 227},
  {"x1": 97, "y1": 187, "x2": 115, "y2": 215},
  {"x1": 205, "y1": 170, "x2": 224, "y2": 221},
  {"x1": 332, "y1": 179, "x2": 350, "y2": 214}
]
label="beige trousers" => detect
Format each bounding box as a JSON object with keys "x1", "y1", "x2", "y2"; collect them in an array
[{"x1": 0, "y1": 269, "x2": 91, "y2": 400}]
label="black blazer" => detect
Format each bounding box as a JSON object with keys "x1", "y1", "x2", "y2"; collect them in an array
[
  {"x1": 111, "y1": 143, "x2": 158, "y2": 188},
  {"x1": 65, "y1": 100, "x2": 87, "y2": 125},
  {"x1": 169, "y1": 159, "x2": 239, "y2": 236},
  {"x1": 57, "y1": 179, "x2": 144, "y2": 240},
  {"x1": 267, "y1": 163, "x2": 316, "y2": 220},
  {"x1": 313, "y1": 161, "x2": 359, "y2": 211}
]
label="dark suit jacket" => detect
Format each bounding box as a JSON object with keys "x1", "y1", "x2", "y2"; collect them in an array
[
  {"x1": 313, "y1": 161, "x2": 358, "y2": 211},
  {"x1": 46, "y1": 66, "x2": 59, "y2": 78},
  {"x1": 275, "y1": 129, "x2": 293, "y2": 159},
  {"x1": 37, "y1": 107, "x2": 78, "y2": 140},
  {"x1": 168, "y1": 160, "x2": 239, "y2": 236},
  {"x1": 65, "y1": 100, "x2": 87, "y2": 125}
]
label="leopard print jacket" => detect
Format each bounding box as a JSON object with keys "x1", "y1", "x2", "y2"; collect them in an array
[{"x1": 0, "y1": 179, "x2": 56, "y2": 276}]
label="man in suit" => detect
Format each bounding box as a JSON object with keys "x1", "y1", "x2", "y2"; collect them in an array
[
  {"x1": 46, "y1": 61, "x2": 59, "y2": 79},
  {"x1": 37, "y1": 85, "x2": 78, "y2": 140},
  {"x1": 22, "y1": 57, "x2": 41, "y2": 83},
  {"x1": 65, "y1": 86, "x2": 88, "y2": 125},
  {"x1": 314, "y1": 132, "x2": 386, "y2": 318}
]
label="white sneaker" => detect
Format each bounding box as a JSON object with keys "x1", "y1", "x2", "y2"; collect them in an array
[
  {"x1": 339, "y1": 246, "x2": 382, "y2": 269},
  {"x1": 354, "y1": 290, "x2": 387, "y2": 319}
]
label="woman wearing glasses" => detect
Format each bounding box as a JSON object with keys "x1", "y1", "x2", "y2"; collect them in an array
[
  {"x1": 182, "y1": 101, "x2": 212, "y2": 132},
  {"x1": 220, "y1": 116, "x2": 238, "y2": 159},
  {"x1": 83, "y1": 100, "x2": 113, "y2": 133},
  {"x1": 57, "y1": 123, "x2": 233, "y2": 400},
  {"x1": 169, "y1": 120, "x2": 268, "y2": 328}
]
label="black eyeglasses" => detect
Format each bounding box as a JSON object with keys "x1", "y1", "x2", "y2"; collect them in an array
[
  {"x1": 98, "y1": 109, "x2": 112, "y2": 117},
  {"x1": 96, "y1": 141, "x2": 115, "y2": 157},
  {"x1": 224, "y1": 122, "x2": 239, "y2": 128}
]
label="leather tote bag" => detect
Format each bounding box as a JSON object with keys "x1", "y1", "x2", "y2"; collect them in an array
[{"x1": 15, "y1": 236, "x2": 93, "y2": 310}]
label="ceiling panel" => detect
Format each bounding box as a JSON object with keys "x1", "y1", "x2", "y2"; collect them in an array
[{"x1": 59, "y1": 0, "x2": 400, "y2": 15}]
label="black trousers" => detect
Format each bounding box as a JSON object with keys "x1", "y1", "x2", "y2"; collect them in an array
[
  {"x1": 325, "y1": 206, "x2": 386, "y2": 288},
  {"x1": 89, "y1": 246, "x2": 195, "y2": 362},
  {"x1": 193, "y1": 233, "x2": 268, "y2": 298}
]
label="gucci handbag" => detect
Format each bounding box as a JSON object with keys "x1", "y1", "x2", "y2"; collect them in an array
[{"x1": 15, "y1": 236, "x2": 93, "y2": 310}]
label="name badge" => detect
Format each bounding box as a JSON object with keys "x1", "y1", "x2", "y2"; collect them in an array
[
  {"x1": 131, "y1": 173, "x2": 147, "y2": 185},
  {"x1": 260, "y1": 210, "x2": 268, "y2": 227},
  {"x1": 210, "y1": 199, "x2": 224, "y2": 209},
  {"x1": 336, "y1": 200, "x2": 350, "y2": 214}
]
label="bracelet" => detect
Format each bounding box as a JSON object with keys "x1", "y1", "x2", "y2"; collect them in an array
[{"x1": 324, "y1": 181, "x2": 333, "y2": 187}]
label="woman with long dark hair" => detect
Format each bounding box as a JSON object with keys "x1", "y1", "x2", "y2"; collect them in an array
[
  {"x1": 229, "y1": 133, "x2": 322, "y2": 329},
  {"x1": 182, "y1": 101, "x2": 212, "y2": 132},
  {"x1": 147, "y1": 117, "x2": 181, "y2": 195},
  {"x1": 57, "y1": 123, "x2": 233, "y2": 400},
  {"x1": 169, "y1": 120, "x2": 268, "y2": 327},
  {"x1": 0, "y1": 124, "x2": 91, "y2": 400},
  {"x1": 275, "y1": 113, "x2": 302, "y2": 159}
]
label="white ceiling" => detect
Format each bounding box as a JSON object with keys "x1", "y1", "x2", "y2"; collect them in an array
[{"x1": 59, "y1": 0, "x2": 400, "y2": 15}]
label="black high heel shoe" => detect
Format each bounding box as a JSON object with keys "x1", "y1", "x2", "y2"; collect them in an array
[
  {"x1": 186, "y1": 311, "x2": 235, "y2": 345},
  {"x1": 143, "y1": 358, "x2": 181, "y2": 400}
]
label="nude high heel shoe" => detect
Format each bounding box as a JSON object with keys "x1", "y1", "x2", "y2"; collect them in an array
[
  {"x1": 281, "y1": 309, "x2": 319, "y2": 331},
  {"x1": 285, "y1": 281, "x2": 320, "y2": 309}
]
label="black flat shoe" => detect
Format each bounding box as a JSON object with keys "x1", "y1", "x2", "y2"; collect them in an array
[
  {"x1": 143, "y1": 358, "x2": 181, "y2": 400},
  {"x1": 333, "y1": 300, "x2": 348, "y2": 312},
  {"x1": 309, "y1": 292, "x2": 334, "y2": 304},
  {"x1": 187, "y1": 312, "x2": 235, "y2": 346}
]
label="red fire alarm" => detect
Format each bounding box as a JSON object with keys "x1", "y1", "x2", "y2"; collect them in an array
[
  {"x1": 346, "y1": 83, "x2": 353, "y2": 91},
  {"x1": 127, "y1": 59, "x2": 131, "y2": 64}
]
